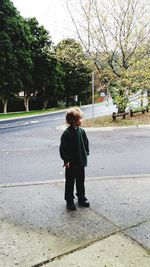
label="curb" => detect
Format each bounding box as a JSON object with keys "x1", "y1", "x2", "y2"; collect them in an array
[
  {"x1": 56, "y1": 124, "x2": 150, "y2": 132},
  {"x1": 1, "y1": 174, "x2": 150, "y2": 188}
]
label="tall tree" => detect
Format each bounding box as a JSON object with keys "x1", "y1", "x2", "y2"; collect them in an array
[
  {"x1": 16, "y1": 18, "x2": 33, "y2": 112},
  {"x1": 66, "y1": 0, "x2": 150, "y2": 112},
  {"x1": 0, "y1": 0, "x2": 23, "y2": 113},
  {"x1": 35, "y1": 50, "x2": 65, "y2": 109},
  {"x1": 55, "y1": 38, "x2": 92, "y2": 106},
  {"x1": 24, "y1": 17, "x2": 52, "y2": 111}
]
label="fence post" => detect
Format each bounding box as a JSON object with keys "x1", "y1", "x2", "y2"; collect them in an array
[
  {"x1": 130, "y1": 110, "x2": 133, "y2": 117},
  {"x1": 112, "y1": 112, "x2": 116, "y2": 121}
]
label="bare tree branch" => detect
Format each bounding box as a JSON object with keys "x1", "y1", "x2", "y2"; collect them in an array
[
  {"x1": 66, "y1": 1, "x2": 86, "y2": 50},
  {"x1": 66, "y1": 0, "x2": 150, "y2": 72}
]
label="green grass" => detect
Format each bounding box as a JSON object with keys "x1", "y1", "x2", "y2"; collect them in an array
[
  {"x1": 0, "y1": 107, "x2": 66, "y2": 120},
  {"x1": 82, "y1": 112, "x2": 150, "y2": 127}
]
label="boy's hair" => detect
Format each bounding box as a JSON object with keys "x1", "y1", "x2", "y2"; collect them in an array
[{"x1": 66, "y1": 107, "x2": 83, "y2": 126}]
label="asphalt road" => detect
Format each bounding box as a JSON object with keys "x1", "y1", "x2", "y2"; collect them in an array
[
  {"x1": 0, "y1": 101, "x2": 117, "y2": 132},
  {"x1": 0, "y1": 102, "x2": 150, "y2": 184}
]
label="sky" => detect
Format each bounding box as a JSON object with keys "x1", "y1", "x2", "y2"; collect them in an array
[{"x1": 11, "y1": 0, "x2": 76, "y2": 44}]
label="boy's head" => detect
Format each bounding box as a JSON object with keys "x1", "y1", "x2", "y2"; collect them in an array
[{"x1": 66, "y1": 107, "x2": 83, "y2": 127}]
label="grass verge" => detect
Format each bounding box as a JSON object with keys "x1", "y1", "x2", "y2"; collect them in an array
[
  {"x1": 0, "y1": 107, "x2": 66, "y2": 120},
  {"x1": 82, "y1": 112, "x2": 150, "y2": 127}
]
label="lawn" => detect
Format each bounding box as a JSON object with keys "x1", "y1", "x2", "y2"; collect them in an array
[
  {"x1": 0, "y1": 107, "x2": 66, "y2": 120},
  {"x1": 82, "y1": 112, "x2": 150, "y2": 127}
]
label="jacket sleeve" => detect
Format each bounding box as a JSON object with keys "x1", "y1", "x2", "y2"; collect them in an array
[
  {"x1": 59, "y1": 132, "x2": 70, "y2": 163},
  {"x1": 83, "y1": 130, "x2": 89, "y2": 155}
]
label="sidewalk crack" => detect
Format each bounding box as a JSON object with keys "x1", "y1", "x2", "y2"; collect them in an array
[{"x1": 31, "y1": 220, "x2": 150, "y2": 267}]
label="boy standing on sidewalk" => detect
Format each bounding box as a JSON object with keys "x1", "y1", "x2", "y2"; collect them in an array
[{"x1": 59, "y1": 107, "x2": 90, "y2": 211}]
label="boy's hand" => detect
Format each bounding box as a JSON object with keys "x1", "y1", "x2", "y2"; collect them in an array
[{"x1": 64, "y1": 162, "x2": 70, "y2": 168}]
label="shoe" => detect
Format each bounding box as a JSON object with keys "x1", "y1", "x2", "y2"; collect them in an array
[
  {"x1": 66, "y1": 201, "x2": 76, "y2": 211},
  {"x1": 78, "y1": 197, "x2": 90, "y2": 207}
]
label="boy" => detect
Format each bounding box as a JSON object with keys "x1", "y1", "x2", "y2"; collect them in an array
[{"x1": 59, "y1": 107, "x2": 90, "y2": 210}]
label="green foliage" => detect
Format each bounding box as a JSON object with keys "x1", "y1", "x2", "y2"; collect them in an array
[
  {"x1": 25, "y1": 17, "x2": 52, "y2": 52},
  {"x1": 113, "y1": 95, "x2": 128, "y2": 113},
  {"x1": 25, "y1": 17, "x2": 53, "y2": 98},
  {"x1": 132, "y1": 106, "x2": 146, "y2": 112},
  {"x1": 56, "y1": 39, "x2": 92, "y2": 106},
  {"x1": 0, "y1": 0, "x2": 23, "y2": 106},
  {"x1": 36, "y1": 54, "x2": 65, "y2": 109},
  {"x1": 106, "y1": 43, "x2": 150, "y2": 112},
  {"x1": 109, "y1": 76, "x2": 129, "y2": 112}
]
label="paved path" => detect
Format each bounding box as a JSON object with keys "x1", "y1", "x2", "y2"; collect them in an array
[{"x1": 0, "y1": 175, "x2": 150, "y2": 266}]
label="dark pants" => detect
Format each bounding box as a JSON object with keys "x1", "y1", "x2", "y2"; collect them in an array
[{"x1": 65, "y1": 166, "x2": 85, "y2": 202}]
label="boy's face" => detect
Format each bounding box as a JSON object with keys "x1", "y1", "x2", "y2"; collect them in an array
[{"x1": 75, "y1": 116, "x2": 83, "y2": 127}]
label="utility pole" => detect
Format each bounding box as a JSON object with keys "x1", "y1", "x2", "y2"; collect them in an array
[{"x1": 92, "y1": 71, "x2": 94, "y2": 118}]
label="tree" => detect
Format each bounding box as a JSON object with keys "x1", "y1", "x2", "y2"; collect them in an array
[
  {"x1": 55, "y1": 38, "x2": 92, "y2": 106},
  {"x1": 66, "y1": 0, "x2": 150, "y2": 112},
  {"x1": 35, "y1": 51, "x2": 65, "y2": 109},
  {"x1": 0, "y1": 0, "x2": 65, "y2": 113},
  {"x1": 0, "y1": 0, "x2": 23, "y2": 113},
  {"x1": 15, "y1": 18, "x2": 33, "y2": 112},
  {"x1": 24, "y1": 17, "x2": 52, "y2": 111},
  {"x1": 0, "y1": 32, "x2": 21, "y2": 113}
]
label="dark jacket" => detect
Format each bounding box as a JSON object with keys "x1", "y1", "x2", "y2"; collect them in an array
[{"x1": 59, "y1": 126, "x2": 89, "y2": 167}]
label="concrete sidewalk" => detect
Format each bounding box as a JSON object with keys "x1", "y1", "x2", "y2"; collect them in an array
[{"x1": 0, "y1": 176, "x2": 150, "y2": 267}]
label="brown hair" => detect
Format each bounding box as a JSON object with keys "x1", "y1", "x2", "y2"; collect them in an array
[{"x1": 66, "y1": 107, "x2": 83, "y2": 126}]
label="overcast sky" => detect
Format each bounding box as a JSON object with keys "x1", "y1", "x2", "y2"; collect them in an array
[{"x1": 11, "y1": 0, "x2": 75, "y2": 44}]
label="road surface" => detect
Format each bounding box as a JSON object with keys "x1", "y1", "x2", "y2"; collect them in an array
[{"x1": 0, "y1": 101, "x2": 150, "y2": 184}]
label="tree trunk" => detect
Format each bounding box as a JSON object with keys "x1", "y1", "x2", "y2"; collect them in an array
[
  {"x1": 3, "y1": 99, "x2": 8, "y2": 114},
  {"x1": 24, "y1": 95, "x2": 30, "y2": 112},
  {"x1": 141, "y1": 92, "x2": 143, "y2": 107},
  {"x1": 66, "y1": 96, "x2": 69, "y2": 107},
  {"x1": 118, "y1": 107, "x2": 123, "y2": 113},
  {"x1": 42, "y1": 98, "x2": 49, "y2": 110}
]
